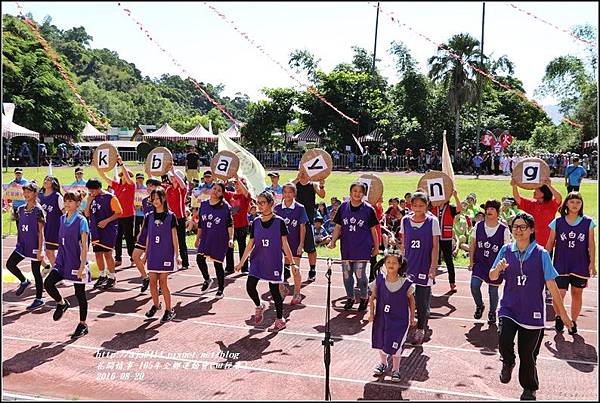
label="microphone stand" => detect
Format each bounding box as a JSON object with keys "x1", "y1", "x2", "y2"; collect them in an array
[{"x1": 323, "y1": 257, "x2": 334, "y2": 401}]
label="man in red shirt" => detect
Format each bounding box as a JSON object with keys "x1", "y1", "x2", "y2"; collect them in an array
[
  {"x1": 224, "y1": 174, "x2": 252, "y2": 274},
  {"x1": 161, "y1": 166, "x2": 189, "y2": 269},
  {"x1": 511, "y1": 177, "x2": 562, "y2": 247},
  {"x1": 99, "y1": 156, "x2": 135, "y2": 267}
]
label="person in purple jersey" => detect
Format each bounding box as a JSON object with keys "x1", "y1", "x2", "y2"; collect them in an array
[
  {"x1": 39, "y1": 175, "x2": 65, "y2": 269},
  {"x1": 399, "y1": 192, "x2": 440, "y2": 344},
  {"x1": 85, "y1": 178, "x2": 122, "y2": 290},
  {"x1": 468, "y1": 199, "x2": 511, "y2": 325},
  {"x1": 6, "y1": 182, "x2": 47, "y2": 310},
  {"x1": 368, "y1": 253, "x2": 416, "y2": 382},
  {"x1": 195, "y1": 182, "x2": 234, "y2": 299},
  {"x1": 546, "y1": 192, "x2": 596, "y2": 335},
  {"x1": 142, "y1": 187, "x2": 180, "y2": 323},
  {"x1": 274, "y1": 182, "x2": 309, "y2": 305},
  {"x1": 44, "y1": 190, "x2": 92, "y2": 339},
  {"x1": 236, "y1": 191, "x2": 297, "y2": 332},
  {"x1": 490, "y1": 212, "x2": 572, "y2": 401},
  {"x1": 328, "y1": 182, "x2": 379, "y2": 312},
  {"x1": 131, "y1": 178, "x2": 161, "y2": 293}
]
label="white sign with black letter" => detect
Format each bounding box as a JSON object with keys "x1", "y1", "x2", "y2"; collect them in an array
[
  {"x1": 522, "y1": 162, "x2": 541, "y2": 185},
  {"x1": 97, "y1": 149, "x2": 109, "y2": 169},
  {"x1": 150, "y1": 152, "x2": 164, "y2": 173},
  {"x1": 426, "y1": 178, "x2": 446, "y2": 202},
  {"x1": 215, "y1": 155, "x2": 233, "y2": 177},
  {"x1": 302, "y1": 155, "x2": 327, "y2": 178}
]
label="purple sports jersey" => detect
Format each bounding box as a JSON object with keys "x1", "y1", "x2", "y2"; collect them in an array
[
  {"x1": 498, "y1": 244, "x2": 546, "y2": 328},
  {"x1": 146, "y1": 211, "x2": 176, "y2": 273},
  {"x1": 15, "y1": 204, "x2": 44, "y2": 260},
  {"x1": 339, "y1": 201, "x2": 374, "y2": 261},
  {"x1": 135, "y1": 197, "x2": 154, "y2": 249},
  {"x1": 553, "y1": 216, "x2": 592, "y2": 278},
  {"x1": 249, "y1": 216, "x2": 284, "y2": 283},
  {"x1": 274, "y1": 201, "x2": 307, "y2": 257},
  {"x1": 472, "y1": 222, "x2": 507, "y2": 285},
  {"x1": 403, "y1": 215, "x2": 434, "y2": 286},
  {"x1": 39, "y1": 191, "x2": 61, "y2": 245},
  {"x1": 89, "y1": 193, "x2": 118, "y2": 249},
  {"x1": 197, "y1": 200, "x2": 232, "y2": 262},
  {"x1": 372, "y1": 274, "x2": 412, "y2": 355},
  {"x1": 55, "y1": 213, "x2": 91, "y2": 284}
]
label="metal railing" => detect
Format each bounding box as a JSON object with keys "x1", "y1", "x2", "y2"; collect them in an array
[{"x1": 251, "y1": 151, "x2": 411, "y2": 171}]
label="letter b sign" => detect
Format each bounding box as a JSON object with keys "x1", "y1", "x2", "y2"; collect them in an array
[{"x1": 151, "y1": 153, "x2": 164, "y2": 172}]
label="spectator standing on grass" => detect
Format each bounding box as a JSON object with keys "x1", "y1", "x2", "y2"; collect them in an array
[
  {"x1": 472, "y1": 153, "x2": 483, "y2": 178},
  {"x1": 564, "y1": 156, "x2": 586, "y2": 192},
  {"x1": 185, "y1": 146, "x2": 201, "y2": 184}
]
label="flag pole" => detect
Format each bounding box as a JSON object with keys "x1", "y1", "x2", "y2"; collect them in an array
[{"x1": 475, "y1": 2, "x2": 486, "y2": 157}]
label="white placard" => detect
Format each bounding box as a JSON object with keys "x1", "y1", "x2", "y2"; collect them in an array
[
  {"x1": 356, "y1": 177, "x2": 372, "y2": 202},
  {"x1": 302, "y1": 155, "x2": 328, "y2": 178},
  {"x1": 345, "y1": 145, "x2": 352, "y2": 152},
  {"x1": 149, "y1": 152, "x2": 164, "y2": 172},
  {"x1": 214, "y1": 155, "x2": 233, "y2": 176},
  {"x1": 426, "y1": 178, "x2": 446, "y2": 202},
  {"x1": 97, "y1": 149, "x2": 109, "y2": 169},
  {"x1": 522, "y1": 162, "x2": 541, "y2": 184}
]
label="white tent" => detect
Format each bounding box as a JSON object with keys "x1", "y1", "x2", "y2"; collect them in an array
[
  {"x1": 1, "y1": 114, "x2": 40, "y2": 140},
  {"x1": 221, "y1": 124, "x2": 241, "y2": 139},
  {"x1": 183, "y1": 123, "x2": 218, "y2": 142},
  {"x1": 583, "y1": 136, "x2": 598, "y2": 148},
  {"x1": 80, "y1": 122, "x2": 107, "y2": 140},
  {"x1": 142, "y1": 123, "x2": 184, "y2": 141}
]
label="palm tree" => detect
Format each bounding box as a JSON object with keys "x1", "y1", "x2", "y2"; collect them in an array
[{"x1": 428, "y1": 33, "x2": 483, "y2": 157}]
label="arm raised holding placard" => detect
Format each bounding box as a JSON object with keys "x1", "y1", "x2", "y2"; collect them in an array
[{"x1": 541, "y1": 177, "x2": 562, "y2": 205}]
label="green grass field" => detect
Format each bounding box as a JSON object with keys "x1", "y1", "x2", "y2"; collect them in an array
[{"x1": 2, "y1": 165, "x2": 597, "y2": 268}]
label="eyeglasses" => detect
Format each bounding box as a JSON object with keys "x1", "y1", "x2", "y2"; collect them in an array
[{"x1": 512, "y1": 224, "x2": 530, "y2": 231}]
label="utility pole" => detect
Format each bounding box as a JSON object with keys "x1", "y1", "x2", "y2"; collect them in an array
[
  {"x1": 475, "y1": 2, "x2": 486, "y2": 157},
  {"x1": 371, "y1": 2, "x2": 380, "y2": 74}
]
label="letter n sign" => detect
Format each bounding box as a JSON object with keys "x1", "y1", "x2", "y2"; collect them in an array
[
  {"x1": 98, "y1": 149, "x2": 109, "y2": 169},
  {"x1": 150, "y1": 153, "x2": 164, "y2": 172},
  {"x1": 426, "y1": 178, "x2": 445, "y2": 202},
  {"x1": 521, "y1": 162, "x2": 540, "y2": 185}
]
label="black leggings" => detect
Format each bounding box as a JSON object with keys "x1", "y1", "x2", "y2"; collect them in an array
[
  {"x1": 115, "y1": 216, "x2": 135, "y2": 262},
  {"x1": 6, "y1": 251, "x2": 43, "y2": 299},
  {"x1": 246, "y1": 275, "x2": 283, "y2": 319},
  {"x1": 438, "y1": 239, "x2": 456, "y2": 284},
  {"x1": 44, "y1": 269, "x2": 88, "y2": 322},
  {"x1": 197, "y1": 254, "x2": 225, "y2": 291}
]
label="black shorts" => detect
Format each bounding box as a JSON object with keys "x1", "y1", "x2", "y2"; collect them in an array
[
  {"x1": 303, "y1": 222, "x2": 317, "y2": 254},
  {"x1": 45, "y1": 242, "x2": 59, "y2": 251},
  {"x1": 92, "y1": 244, "x2": 112, "y2": 253},
  {"x1": 555, "y1": 275, "x2": 588, "y2": 289}
]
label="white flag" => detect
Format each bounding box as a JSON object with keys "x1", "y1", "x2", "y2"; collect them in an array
[
  {"x1": 441, "y1": 130, "x2": 455, "y2": 184},
  {"x1": 218, "y1": 132, "x2": 266, "y2": 198},
  {"x1": 47, "y1": 161, "x2": 53, "y2": 176},
  {"x1": 208, "y1": 119, "x2": 213, "y2": 135},
  {"x1": 3, "y1": 103, "x2": 15, "y2": 124}
]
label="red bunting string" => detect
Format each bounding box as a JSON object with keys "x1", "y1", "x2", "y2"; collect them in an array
[
  {"x1": 371, "y1": 2, "x2": 584, "y2": 130},
  {"x1": 15, "y1": 2, "x2": 107, "y2": 129},
  {"x1": 116, "y1": 2, "x2": 240, "y2": 126},
  {"x1": 202, "y1": 2, "x2": 359, "y2": 125},
  {"x1": 506, "y1": 3, "x2": 596, "y2": 47}
]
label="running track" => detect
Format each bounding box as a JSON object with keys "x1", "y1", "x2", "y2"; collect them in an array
[{"x1": 2, "y1": 236, "x2": 598, "y2": 400}]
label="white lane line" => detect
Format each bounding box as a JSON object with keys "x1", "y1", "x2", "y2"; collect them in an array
[
  {"x1": 1, "y1": 392, "x2": 56, "y2": 401},
  {"x1": 2, "y1": 334, "x2": 512, "y2": 401},
  {"x1": 3, "y1": 301, "x2": 596, "y2": 367}
]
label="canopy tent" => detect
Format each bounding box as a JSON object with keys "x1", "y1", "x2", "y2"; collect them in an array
[
  {"x1": 286, "y1": 126, "x2": 320, "y2": 144},
  {"x1": 221, "y1": 124, "x2": 241, "y2": 139},
  {"x1": 357, "y1": 128, "x2": 384, "y2": 143},
  {"x1": 583, "y1": 136, "x2": 598, "y2": 148},
  {"x1": 80, "y1": 122, "x2": 107, "y2": 141},
  {"x1": 2, "y1": 115, "x2": 40, "y2": 140},
  {"x1": 141, "y1": 123, "x2": 184, "y2": 141},
  {"x1": 183, "y1": 123, "x2": 218, "y2": 142}
]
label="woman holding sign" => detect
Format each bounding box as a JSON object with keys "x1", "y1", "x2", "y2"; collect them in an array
[
  {"x1": 490, "y1": 212, "x2": 572, "y2": 401},
  {"x1": 43, "y1": 190, "x2": 92, "y2": 339},
  {"x1": 545, "y1": 192, "x2": 596, "y2": 335},
  {"x1": 235, "y1": 191, "x2": 297, "y2": 332},
  {"x1": 6, "y1": 182, "x2": 47, "y2": 310},
  {"x1": 195, "y1": 182, "x2": 234, "y2": 299},
  {"x1": 328, "y1": 182, "x2": 379, "y2": 312}
]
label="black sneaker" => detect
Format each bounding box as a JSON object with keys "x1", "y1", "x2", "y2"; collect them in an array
[
  {"x1": 499, "y1": 362, "x2": 515, "y2": 384},
  {"x1": 343, "y1": 299, "x2": 355, "y2": 311},
  {"x1": 474, "y1": 305, "x2": 485, "y2": 320},
  {"x1": 102, "y1": 278, "x2": 116, "y2": 290},
  {"x1": 308, "y1": 270, "x2": 316, "y2": 281},
  {"x1": 215, "y1": 290, "x2": 224, "y2": 299},
  {"x1": 141, "y1": 276, "x2": 150, "y2": 293},
  {"x1": 159, "y1": 287, "x2": 163, "y2": 295},
  {"x1": 201, "y1": 280, "x2": 211, "y2": 292},
  {"x1": 161, "y1": 309, "x2": 176, "y2": 322},
  {"x1": 71, "y1": 323, "x2": 88, "y2": 339},
  {"x1": 53, "y1": 300, "x2": 71, "y2": 321},
  {"x1": 357, "y1": 298, "x2": 369, "y2": 312},
  {"x1": 488, "y1": 312, "x2": 497, "y2": 325},
  {"x1": 568, "y1": 321, "x2": 577, "y2": 335},
  {"x1": 555, "y1": 315, "x2": 564, "y2": 332},
  {"x1": 224, "y1": 269, "x2": 234, "y2": 275},
  {"x1": 145, "y1": 303, "x2": 161, "y2": 318},
  {"x1": 520, "y1": 389, "x2": 537, "y2": 400},
  {"x1": 93, "y1": 276, "x2": 107, "y2": 289},
  {"x1": 15, "y1": 279, "x2": 31, "y2": 296}
]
